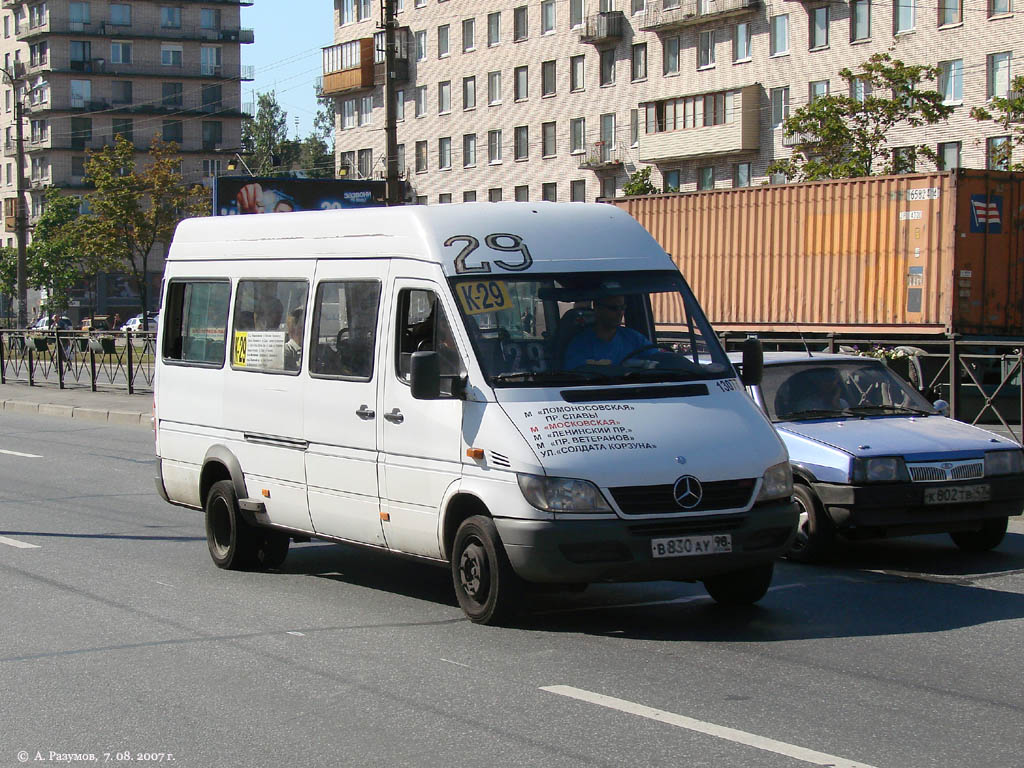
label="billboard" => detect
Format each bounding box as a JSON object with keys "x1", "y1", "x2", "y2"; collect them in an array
[{"x1": 213, "y1": 176, "x2": 386, "y2": 216}]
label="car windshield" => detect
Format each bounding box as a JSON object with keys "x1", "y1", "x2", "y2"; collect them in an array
[
  {"x1": 449, "y1": 270, "x2": 732, "y2": 386},
  {"x1": 760, "y1": 359, "x2": 938, "y2": 422}
]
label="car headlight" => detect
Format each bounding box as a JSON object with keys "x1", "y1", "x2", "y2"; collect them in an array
[
  {"x1": 852, "y1": 456, "x2": 909, "y2": 483},
  {"x1": 756, "y1": 461, "x2": 793, "y2": 502},
  {"x1": 985, "y1": 449, "x2": 1024, "y2": 476},
  {"x1": 517, "y1": 474, "x2": 613, "y2": 514}
]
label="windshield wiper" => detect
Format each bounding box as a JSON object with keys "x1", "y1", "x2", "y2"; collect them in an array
[
  {"x1": 621, "y1": 369, "x2": 702, "y2": 382},
  {"x1": 490, "y1": 370, "x2": 616, "y2": 384},
  {"x1": 845, "y1": 404, "x2": 936, "y2": 416},
  {"x1": 778, "y1": 408, "x2": 857, "y2": 420}
]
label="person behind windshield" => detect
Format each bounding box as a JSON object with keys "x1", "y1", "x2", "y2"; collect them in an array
[
  {"x1": 564, "y1": 296, "x2": 651, "y2": 369},
  {"x1": 791, "y1": 368, "x2": 850, "y2": 413}
]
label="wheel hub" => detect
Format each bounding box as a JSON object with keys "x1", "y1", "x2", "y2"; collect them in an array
[{"x1": 459, "y1": 541, "x2": 489, "y2": 602}]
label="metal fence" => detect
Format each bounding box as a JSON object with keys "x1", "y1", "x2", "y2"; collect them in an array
[{"x1": 0, "y1": 329, "x2": 157, "y2": 393}]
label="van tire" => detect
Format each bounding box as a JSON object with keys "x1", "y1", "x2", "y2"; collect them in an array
[
  {"x1": 949, "y1": 517, "x2": 1008, "y2": 552},
  {"x1": 787, "y1": 484, "x2": 835, "y2": 562},
  {"x1": 451, "y1": 515, "x2": 522, "y2": 625},
  {"x1": 255, "y1": 531, "x2": 290, "y2": 569},
  {"x1": 703, "y1": 562, "x2": 774, "y2": 605},
  {"x1": 205, "y1": 480, "x2": 258, "y2": 570}
]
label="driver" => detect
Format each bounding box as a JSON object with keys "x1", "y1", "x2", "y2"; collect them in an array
[{"x1": 564, "y1": 296, "x2": 652, "y2": 369}]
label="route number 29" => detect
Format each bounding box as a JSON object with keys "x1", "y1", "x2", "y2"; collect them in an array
[{"x1": 445, "y1": 233, "x2": 534, "y2": 274}]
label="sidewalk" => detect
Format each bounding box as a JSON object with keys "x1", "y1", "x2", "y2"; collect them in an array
[{"x1": 0, "y1": 382, "x2": 151, "y2": 427}]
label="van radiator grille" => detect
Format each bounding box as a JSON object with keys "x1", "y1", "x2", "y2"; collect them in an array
[
  {"x1": 610, "y1": 479, "x2": 756, "y2": 515},
  {"x1": 907, "y1": 461, "x2": 983, "y2": 483}
]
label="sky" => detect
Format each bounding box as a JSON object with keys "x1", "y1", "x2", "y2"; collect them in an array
[{"x1": 240, "y1": 2, "x2": 333, "y2": 140}]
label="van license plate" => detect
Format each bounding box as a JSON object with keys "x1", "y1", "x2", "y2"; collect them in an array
[
  {"x1": 651, "y1": 534, "x2": 732, "y2": 559},
  {"x1": 923, "y1": 484, "x2": 991, "y2": 505}
]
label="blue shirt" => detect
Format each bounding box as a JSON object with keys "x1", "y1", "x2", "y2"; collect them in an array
[{"x1": 564, "y1": 326, "x2": 651, "y2": 369}]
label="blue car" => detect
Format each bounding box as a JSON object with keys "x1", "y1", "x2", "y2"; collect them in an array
[{"x1": 736, "y1": 352, "x2": 1024, "y2": 559}]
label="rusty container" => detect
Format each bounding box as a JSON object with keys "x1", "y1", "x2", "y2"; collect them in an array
[{"x1": 611, "y1": 170, "x2": 1024, "y2": 337}]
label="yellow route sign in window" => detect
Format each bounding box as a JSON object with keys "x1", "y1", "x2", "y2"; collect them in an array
[
  {"x1": 233, "y1": 331, "x2": 247, "y2": 366},
  {"x1": 455, "y1": 280, "x2": 512, "y2": 316}
]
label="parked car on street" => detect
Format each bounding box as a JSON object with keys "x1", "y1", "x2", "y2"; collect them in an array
[
  {"x1": 735, "y1": 352, "x2": 1024, "y2": 559},
  {"x1": 122, "y1": 313, "x2": 159, "y2": 332},
  {"x1": 79, "y1": 315, "x2": 112, "y2": 331},
  {"x1": 29, "y1": 314, "x2": 72, "y2": 331}
]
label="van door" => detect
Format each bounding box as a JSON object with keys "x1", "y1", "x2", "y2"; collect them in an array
[
  {"x1": 379, "y1": 275, "x2": 466, "y2": 558},
  {"x1": 303, "y1": 261, "x2": 388, "y2": 545}
]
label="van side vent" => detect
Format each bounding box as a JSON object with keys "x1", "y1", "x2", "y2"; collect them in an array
[{"x1": 489, "y1": 451, "x2": 511, "y2": 468}]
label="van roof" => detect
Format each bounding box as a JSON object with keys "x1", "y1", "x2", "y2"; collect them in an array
[{"x1": 168, "y1": 202, "x2": 674, "y2": 277}]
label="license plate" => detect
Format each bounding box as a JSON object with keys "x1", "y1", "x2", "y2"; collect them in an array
[
  {"x1": 651, "y1": 534, "x2": 732, "y2": 559},
  {"x1": 923, "y1": 484, "x2": 991, "y2": 505}
]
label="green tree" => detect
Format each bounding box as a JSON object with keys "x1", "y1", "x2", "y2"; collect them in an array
[
  {"x1": 622, "y1": 167, "x2": 658, "y2": 196},
  {"x1": 0, "y1": 246, "x2": 16, "y2": 323},
  {"x1": 75, "y1": 136, "x2": 210, "y2": 328},
  {"x1": 767, "y1": 53, "x2": 955, "y2": 182},
  {"x1": 241, "y1": 91, "x2": 289, "y2": 175},
  {"x1": 298, "y1": 133, "x2": 334, "y2": 178},
  {"x1": 969, "y1": 76, "x2": 1024, "y2": 170},
  {"x1": 26, "y1": 188, "x2": 99, "y2": 315},
  {"x1": 313, "y1": 93, "x2": 335, "y2": 147}
]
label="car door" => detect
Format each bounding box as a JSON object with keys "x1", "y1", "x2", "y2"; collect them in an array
[
  {"x1": 303, "y1": 260, "x2": 388, "y2": 545},
  {"x1": 379, "y1": 271, "x2": 466, "y2": 558}
]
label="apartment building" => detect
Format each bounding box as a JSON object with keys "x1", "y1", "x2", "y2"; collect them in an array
[
  {"x1": 0, "y1": 0, "x2": 253, "y2": 316},
  {"x1": 323, "y1": 0, "x2": 1022, "y2": 203}
]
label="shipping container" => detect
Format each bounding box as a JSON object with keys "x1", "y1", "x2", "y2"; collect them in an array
[{"x1": 611, "y1": 170, "x2": 1024, "y2": 338}]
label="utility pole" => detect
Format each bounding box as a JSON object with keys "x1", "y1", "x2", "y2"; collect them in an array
[
  {"x1": 381, "y1": 0, "x2": 402, "y2": 205},
  {"x1": 2, "y1": 63, "x2": 28, "y2": 327}
]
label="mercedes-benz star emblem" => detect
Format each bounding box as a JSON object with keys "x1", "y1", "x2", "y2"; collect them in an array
[{"x1": 673, "y1": 475, "x2": 703, "y2": 509}]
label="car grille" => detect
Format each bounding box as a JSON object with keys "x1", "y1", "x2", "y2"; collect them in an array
[
  {"x1": 906, "y1": 460, "x2": 984, "y2": 483},
  {"x1": 610, "y1": 479, "x2": 756, "y2": 515}
]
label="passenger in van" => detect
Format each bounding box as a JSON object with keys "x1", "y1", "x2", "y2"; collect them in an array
[
  {"x1": 564, "y1": 296, "x2": 651, "y2": 369},
  {"x1": 284, "y1": 306, "x2": 304, "y2": 371},
  {"x1": 254, "y1": 297, "x2": 284, "y2": 331}
]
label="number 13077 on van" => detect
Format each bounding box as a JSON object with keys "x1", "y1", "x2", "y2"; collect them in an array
[{"x1": 154, "y1": 203, "x2": 797, "y2": 624}]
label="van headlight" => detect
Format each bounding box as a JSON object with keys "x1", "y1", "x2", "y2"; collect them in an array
[
  {"x1": 852, "y1": 456, "x2": 909, "y2": 483},
  {"x1": 517, "y1": 474, "x2": 613, "y2": 514},
  {"x1": 756, "y1": 462, "x2": 793, "y2": 502},
  {"x1": 985, "y1": 449, "x2": 1024, "y2": 476}
]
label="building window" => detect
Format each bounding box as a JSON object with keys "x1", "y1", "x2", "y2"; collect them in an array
[
  {"x1": 630, "y1": 109, "x2": 639, "y2": 146},
  {"x1": 162, "y1": 119, "x2": 183, "y2": 143},
  {"x1": 463, "y1": 133, "x2": 476, "y2": 167},
  {"x1": 162, "y1": 82, "x2": 182, "y2": 108},
  {"x1": 570, "y1": 54, "x2": 585, "y2": 91},
  {"x1": 893, "y1": 146, "x2": 915, "y2": 173},
  {"x1": 438, "y1": 80, "x2": 451, "y2": 113},
  {"x1": 770, "y1": 14, "x2": 789, "y2": 55},
  {"x1": 542, "y1": 60, "x2": 556, "y2": 96},
  {"x1": 600, "y1": 112, "x2": 615, "y2": 155},
  {"x1": 487, "y1": 11, "x2": 500, "y2": 46},
  {"x1": 631, "y1": 43, "x2": 647, "y2": 81},
  {"x1": 771, "y1": 86, "x2": 790, "y2": 127},
  {"x1": 161, "y1": 6, "x2": 182, "y2": 28},
  {"x1": 599, "y1": 49, "x2": 615, "y2": 85},
  {"x1": 540, "y1": 182, "x2": 555, "y2": 201},
  {"x1": 851, "y1": 0, "x2": 871, "y2": 41},
  {"x1": 437, "y1": 24, "x2": 450, "y2": 57},
  {"x1": 202, "y1": 121, "x2": 221, "y2": 149},
  {"x1": 850, "y1": 77, "x2": 872, "y2": 102},
  {"x1": 161, "y1": 44, "x2": 183, "y2": 67},
  {"x1": 414, "y1": 85, "x2": 426, "y2": 117},
  {"x1": 698, "y1": 167, "x2": 714, "y2": 190},
  {"x1": 937, "y1": 141, "x2": 960, "y2": 170},
  {"x1": 697, "y1": 30, "x2": 715, "y2": 69},
  {"x1": 515, "y1": 185, "x2": 529, "y2": 201},
  {"x1": 542, "y1": 121, "x2": 556, "y2": 157},
  {"x1": 988, "y1": 136, "x2": 1010, "y2": 169},
  {"x1": 570, "y1": 179, "x2": 586, "y2": 201},
  {"x1": 809, "y1": 79, "x2": 829, "y2": 102},
  {"x1": 201, "y1": 46, "x2": 222, "y2": 76},
  {"x1": 342, "y1": 98, "x2": 356, "y2": 128},
  {"x1": 989, "y1": 0, "x2": 1011, "y2": 14},
  {"x1": 109, "y1": 3, "x2": 130, "y2": 25},
  {"x1": 462, "y1": 18, "x2": 475, "y2": 51},
  {"x1": 113, "y1": 118, "x2": 133, "y2": 143},
  {"x1": 415, "y1": 30, "x2": 426, "y2": 61},
  {"x1": 203, "y1": 83, "x2": 223, "y2": 112},
  {"x1": 488, "y1": 70, "x2": 501, "y2": 104},
  {"x1": 70, "y1": 1, "x2": 90, "y2": 25},
  {"x1": 463, "y1": 76, "x2": 476, "y2": 109},
  {"x1": 894, "y1": 0, "x2": 914, "y2": 32},
  {"x1": 514, "y1": 65, "x2": 528, "y2": 100},
  {"x1": 514, "y1": 125, "x2": 529, "y2": 160},
  {"x1": 570, "y1": 117, "x2": 586, "y2": 154},
  {"x1": 570, "y1": 0, "x2": 584, "y2": 28},
  {"x1": 201, "y1": 9, "x2": 221, "y2": 30},
  {"x1": 988, "y1": 52, "x2": 1011, "y2": 99},
  {"x1": 809, "y1": 6, "x2": 828, "y2": 48},
  {"x1": 439, "y1": 137, "x2": 451, "y2": 170},
  {"x1": 541, "y1": 0, "x2": 555, "y2": 33},
  {"x1": 488, "y1": 188, "x2": 503, "y2": 202},
  {"x1": 113, "y1": 80, "x2": 132, "y2": 106},
  {"x1": 601, "y1": 177, "x2": 617, "y2": 199},
  {"x1": 70, "y1": 79, "x2": 90, "y2": 109},
  {"x1": 415, "y1": 140, "x2": 427, "y2": 173},
  {"x1": 734, "y1": 163, "x2": 751, "y2": 187},
  {"x1": 488, "y1": 129, "x2": 502, "y2": 164},
  {"x1": 733, "y1": 22, "x2": 751, "y2": 61},
  {"x1": 937, "y1": 59, "x2": 962, "y2": 103},
  {"x1": 111, "y1": 41, "x2": 132, "y2": 65},
  {"x1": 396, "y1": 90, "x2": 405, "y2": 121},
  {"x1": 938, "y1": 0, "x2": 960, "y2": 25},
  {"x1": 663, "y1": 36, "x2": 679, "y2": 75},
  {"x1": 463, "y1": 191, "x2": 476, "y2": 202},
  {"x1": 514, "y1": 5, "x2": 528, "y2": 40}
]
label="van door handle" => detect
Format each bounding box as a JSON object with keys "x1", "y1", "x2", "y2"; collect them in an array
[
  {"x1": 383, "y1": 408, "x2": 404, "y2": 424},
  {"x1": 355, "y1": 405, "x2": 375, "y2": 420}
]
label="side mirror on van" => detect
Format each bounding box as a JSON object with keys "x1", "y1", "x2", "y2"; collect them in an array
[
  {"x1": 410, "y1": 350, "x2": 441, "y2": 400},
  {"x1": 740, "y1": 338, "x2": 763, "y2": 387}
]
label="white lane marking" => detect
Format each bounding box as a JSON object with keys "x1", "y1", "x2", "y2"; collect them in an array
[
  {"x1": 541, "y1": 685, "x2": 880, "y2": 768},
  {"x1": 0, "y1": 536, "x2": 40, "y2": 549},
  {"x1": 440, "y1": 658, "x2": 471, "y2": 668},
  {"x1": 154, "y1": 581, "x2": 175, "y2": 588},
  {"x1": 286, "y1": 631, "x2": 306, "y2": 637},
  {"x1": 0, "y1": 448, "x2": 42, "y2": 458}
]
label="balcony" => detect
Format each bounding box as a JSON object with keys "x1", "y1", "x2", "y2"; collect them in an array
[
  {"x1": 578, "y1": 142, "x2": 624, "y2": 171},
  {"x1": 57, "y1": 59, "x2": 254, "y2": 80},
  {"x1": 579, "y1": 11, "x2": 625, "y2": 45},
  {"x1": 638, "y1": 84, "x2": 761, "y2": 163},
  {"x1": 781, "y1": 130, "x2": 817, "y2": 148},
  {"x1": 639, "y1": 0, "x2": 759, "y2": 31},
  {"x1": 321, "y1": 38, "x2": 375, "y2": 96}
]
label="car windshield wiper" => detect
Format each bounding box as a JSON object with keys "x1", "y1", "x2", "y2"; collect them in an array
[
  {"x1": 620, "y1": 369, "x2": 703, "y2": 382},
  {"x1": 845, "y1": 404, "x2": 936, "y2": 416},
  {"x1": 777, "y1": 408, "x2": 857, "y2": 420},
  {"x1": 490, "y1": 370, "x2": 616, "y2": 384}
]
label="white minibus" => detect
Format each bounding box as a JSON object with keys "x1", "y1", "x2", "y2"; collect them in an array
[{"x1": 154, "y1": 203, "x2": 797, "y2": 624}]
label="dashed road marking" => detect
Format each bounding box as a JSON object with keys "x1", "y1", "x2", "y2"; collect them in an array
[
  {"x1": 0, "y1": 536, "x2": 40, "y2": 549},
  {"x1": 0, "y1": 448, "x2": 42, "y2": 458},
  {"x1": 541, "y1": 685, "x2": 880, "y2": 768}
]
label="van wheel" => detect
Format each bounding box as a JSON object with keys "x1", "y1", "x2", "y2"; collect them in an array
[
  {"x1": 703, "y1": 562, "x2": 774, "y2": 605},
  {"x1": 788, "y1": 484, "x2": 835, "y2": 562},
  {"x1": 950, "y1": 517, "x2": 1008, "y2": 552},
  {"x1": 205, "y1": 480, "x2": 258, "y2": 570},
  {"x1": 255, "y1": 531, "x2": 290, "y2": 570},
  {"x1": 452, "y1": 515, "x2": 522, "y2": 625}
]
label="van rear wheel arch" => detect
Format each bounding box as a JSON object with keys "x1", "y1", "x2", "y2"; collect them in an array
[{"x1": 200, "y1": 446, "x2": 247, "y2": 507}]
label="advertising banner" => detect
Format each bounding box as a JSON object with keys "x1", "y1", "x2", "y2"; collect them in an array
[{"x1": 213, "y1": 176, "x2": 386, "y2": 216}]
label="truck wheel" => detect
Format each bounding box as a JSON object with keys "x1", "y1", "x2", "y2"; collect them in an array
[
  {"x1": 703, "y1": 562, "x2": 774, "y2": 605},
  {"x1": 255, "y1": 531, "x2": 290, "y2": 570},
  {"x1": 788, "y1": 484, "x2": 835, "y2": 562},
  {"x1": 205, "y1": 480, "x2": 258, "y2": 570},
  {"x1": 949, "y1": 517, "x2": 1008, "y2": 552},
  {"x1": 451, "y1": 515, "x2": 522, "y2": 625}
]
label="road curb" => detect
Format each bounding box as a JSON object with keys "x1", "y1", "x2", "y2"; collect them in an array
[
  {"x1": 1, "y1": 397, "x2": 149, "y2": 428},
  {"x1": 71, "y1": 408, "x2": 111, "y2": 423},
  {"x1": 4, "y1": 400, "x2": 39, "y2": 415},
  {"x1": 39, "y1": 403, "x2": 75, "y2": 419}
]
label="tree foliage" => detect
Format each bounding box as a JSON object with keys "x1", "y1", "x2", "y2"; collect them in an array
[
  {"x1": 313, "y1": 93, "x2": 335, "y2": 147},
  {"x1": 622, "y1": 167, "x2": 658, "y2": 196},
  {"x1": 241, "y1": 91, "x2": 289, "y2": 175},
  {"x1": 767, "y1": 53, "x2": 955, "y2": 181},
  {"x1": 969, "y1": 75, "x2": 1024, "y2": 170},
  {"x1": 298, "y1": 133, "x2": 334, "y2": 178},
  {"x1": 74, "y1": 136, "x2": 210, "y2": 326}
]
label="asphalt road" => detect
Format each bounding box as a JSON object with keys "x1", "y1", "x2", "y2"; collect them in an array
[{"x1": 2, "y1": 411, "x2": 1024, "y2": 768}]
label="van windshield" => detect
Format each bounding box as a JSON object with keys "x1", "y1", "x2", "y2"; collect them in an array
[{"x1": 449, "y1": 270, "x2": 732, "y2": 387}]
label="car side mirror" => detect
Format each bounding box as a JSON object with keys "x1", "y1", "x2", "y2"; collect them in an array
[
  {"x1": 932, "y1": 398, "x2": 949, "y2": 417},
  {"x1": 410, "y1": 350, "x2": 441, "y2": 400},
  {"x1": 739, "y1": 338, "x2": 763, "y2": 387}
]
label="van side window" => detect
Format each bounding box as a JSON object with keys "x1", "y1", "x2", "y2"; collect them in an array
[
  {"x1": 310, "y1": 280, "x2": 381, "y2": 380},
  {"x1": 396, "y1": 289, "x2": 461, "y2": 385},
  {"x1": 162, "y1": 280, "x2": 230, "y2": 366},
  {"x1": 231, "y1": 279, "x2": 309, "y2": 374}
]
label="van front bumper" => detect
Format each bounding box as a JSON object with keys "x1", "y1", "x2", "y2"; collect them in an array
[
  {"x1": 813, "y1": 474, "x2": 1024, "y2": 535},
  {"x1": 493, "y1": 500, "x2": 798, "y2": 584}
]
